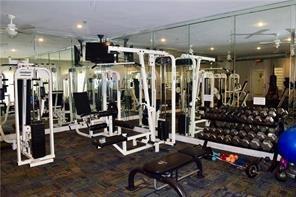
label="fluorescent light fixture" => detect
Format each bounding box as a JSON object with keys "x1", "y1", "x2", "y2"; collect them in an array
[
  {"x1": 210, "y1": 47, "x2": 215, "y2": 51},
  {"x1": 160, "y1": 38, "x2": 166, "y2": 42},
  {"x1": 76, "y1": 23, "x2": 83, "y2": 29},
  {"x1": 38, "y1": 37, "x2": 44, "y2": 42},
  {"x1": 257, "y1": 46, "x2": 261, "y2": 50},
  {"x1": 10, "y1": 48, "x2": 16, "y2": 52}
]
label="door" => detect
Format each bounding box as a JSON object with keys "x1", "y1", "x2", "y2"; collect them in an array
[{"x1": 251, "y1": 69, "x2": 265, "y2": 97}]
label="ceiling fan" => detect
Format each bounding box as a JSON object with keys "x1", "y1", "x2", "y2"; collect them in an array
[
  {"x1": 259, "y1": 33, "x2": 295, "y2": 49},
  {"x1": 0, "y1": 14, "x2": 35, "y2": 37},
  {"x1": 232, "y1": 29, "x2": 277, "y2": 39}
]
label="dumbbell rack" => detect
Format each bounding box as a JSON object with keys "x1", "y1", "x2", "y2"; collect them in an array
[
  {"x1": 176, "y1": 107, "x2": 286, "y2": 172},
  {"x1": 198, "y1": 107, "x2": 285, "y2": 170}
]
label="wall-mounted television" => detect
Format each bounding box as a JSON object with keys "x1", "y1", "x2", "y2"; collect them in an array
[{"x1": 85, "y1": 42, "x2": 115, "y2": 63}]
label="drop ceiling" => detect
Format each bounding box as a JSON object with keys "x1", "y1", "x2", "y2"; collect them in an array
[{"x1": 0, "y1": 0, "x2": 293, "y2": 58}]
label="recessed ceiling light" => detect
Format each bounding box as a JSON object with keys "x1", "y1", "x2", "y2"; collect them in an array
[
  {"x1": 76, "y1": 23, "x2": 83, "y2": 29},
  {"x1": 257, "y1": 46, "x2": 261, "y2": 50},
  {"x1": 38, "y1": 37, "x2": 44, "y2": 42},
  {"x1": 210, "y1": 47, "x2": 215, "y2": 51},
  {"x1": 160, "y1": 38, "x2": 166, "y2": 42},
  {"x1": 256, "y1": 21, "x2": 266, "y2": 27},
  {"x1": 10, "y1": 48, "x2": 16, "y2": 52}
]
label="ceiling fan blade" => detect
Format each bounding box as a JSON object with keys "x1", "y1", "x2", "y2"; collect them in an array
[
  {"x1": 245, "y1": 29, "x2": 270, "y2": 39},
  {"x1": 259, "y1": 42, "x2": 273, "y2": 45},
  {"x1": 18, "y1": 24, "x2": 35, "y2": 30}
]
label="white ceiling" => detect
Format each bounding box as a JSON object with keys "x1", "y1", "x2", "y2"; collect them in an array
[{"x1": 0, "y1": 0, "x2": 292, "y2": 58}]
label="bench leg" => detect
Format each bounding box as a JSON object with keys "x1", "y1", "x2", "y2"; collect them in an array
[
  {"x1": 194, "y1": 158, "x2": 204, "y2": 178},
  {"x1": 127, "y1": 168, "x2": 147, "y2": 191},
  {"x1": 160, "y1": 177, "x2": 187, "y2": 197}
]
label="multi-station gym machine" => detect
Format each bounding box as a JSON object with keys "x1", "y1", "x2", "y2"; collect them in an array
[{"x1": 14, "y1": 65, "x2": 55, "y2": 167}]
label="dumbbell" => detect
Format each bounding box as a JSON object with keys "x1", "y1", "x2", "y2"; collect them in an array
[
  {"x1": 196, "y1": 131, "x2": 205, "y2": 139},
  {"x1": 217, "y1": 128, "x2": 224, "y2": 135},
  {"x1": 210, "y1": 133, "x2": 218, "y2": 141},
  {"x1": 224, "y1": 135, "x2": 232, "y2": 144},
  {"x1": 264, "y1": 116, "x2": 274, "y2": 125},
  {"x1": 260, "y1": 126, "x2": 268, "y2": 133},
  {"x1": 245, "y1": 110, "x2": 252, "y2": 116},
  {"x1": 247, "y1": 115, "x2": 254, "y2": 123},
  {"x1": 261, "y1": 140, "x2": 273, "y2": 151},
  {"x1": 247, "y1": 131, "x2": 256, "y2": 139},
  {"x1": 277, "y1": 108, "x2": 288, "y2": 117},
  {"x1": 238, "y1": 124, "x2": 245, "y2": 130},
  {"x1": 217, "y1": 135, "x2": 225, "y2": 142},
  {"x1": 268, "y1": 110, "x2": 277, "y2": 118},
  {"x1": 253, "y1": 111, "x2": 259, "y2": 117},
  {"x1": 241, "y1": 138, "x2": 250, "y2": 148},
  {"x1": 204, "y1": 132, "x2": 211, "y2": 140},
  {"x1": 240, "y1": 114, "x2": 248, "y2": 122},
  {"x1": 260, "y1": 110, "x2": 268, "y2": 118},
  {"x1": 266, "y1": 133, "x2": 278, "y2": 142},
  {"x1": 254, "y1": 116, "x2": 262, "y2": 124},
  {"x1": 257, "y1": 132, "x2": 267, "y2": 141},
  {"x1": 239, "y1": 130, "x2": 247, "y2": 138},
  {"x1": 230, "y1": 129, "x2": 239, "y2": 136},
  {"x1": 244, "y1": 124, "x2": 253, "y2": 132},
  {"x1": 204, "y1": 127, "x2": 210, "y2": 133},
  {"x1": 250, "y1": 138, "x2": 261, "y2": 149},
  {"x1": 232, "y1": 136, "x2": 241, "y2": 145},
  {"x1": 222, "y1": 129, "x2": 230, "y2": 135}
]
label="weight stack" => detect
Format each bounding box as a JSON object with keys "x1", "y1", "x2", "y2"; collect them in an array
[
  {"x1": 31, "y1": 121, "x2": 46, "y2": 159},
  {"x1": 178, "y1": 113, "x2": 189, "y2": 135},
  {"x1": 158, "y1": 120, "x2": 169, "y2": 140}
]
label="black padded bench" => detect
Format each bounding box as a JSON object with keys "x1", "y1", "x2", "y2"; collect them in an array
[{"x1": 127, "y1": 146, "x2": 208, "y2": 197}]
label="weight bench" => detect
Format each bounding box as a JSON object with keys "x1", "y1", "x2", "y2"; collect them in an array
[{"x1": 127, "y1": 145, "x2": 208, "y2": 197}]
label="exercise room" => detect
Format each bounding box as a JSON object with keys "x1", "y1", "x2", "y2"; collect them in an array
[{"x1": 1, "y1": 0, "x2": 296, "y2": 196}]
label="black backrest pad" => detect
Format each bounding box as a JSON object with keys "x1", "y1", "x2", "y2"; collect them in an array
[{"x1": 73, "y1": 92, "x2": 91, "y2": 115}]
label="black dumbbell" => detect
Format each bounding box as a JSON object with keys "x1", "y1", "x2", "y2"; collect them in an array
[
  {"x1": 250, "y1": 138, "x2": 261, "y2": 149},
  {"x1": 268, "y1": 110, "x2": 277, "y2": 118},
  {"x1": 204, "y1": 133, "x2": 211, "y2": 140},
  {"x1": 260, "y1": 126, "x2": 268, "y2": 133},
  {"x1": 244, "y1": 124, "x2": 253, "y2": 132},
  {"x1": 266, "y1": 133, "x2": 278, "y2": 142},
  {"x1": 253, "y1": 111, "x2": 259, "y2": 117},
  {"x1": 230, "y1": 129, "x2": 239, "y2": 136},
  {"x1": 260, "y1": 110, "x2": 268, "y2": 118},
  {"x1": 247, "y1": 115, "x2": 254, "y2": 123},
  {"x1": 240, "y1": 114, "x2": 248, "y2": 122},
  {"x1": 241, "y1": 138, "x2": 250, "y2": 147},
  {"x1": 224, "y1": 135, "x2": 232, "y2": 144},
  {"x1": 239, "y1": 130, "x2": 247, "y2": 138},
  {"x1": 232, "y1": 136, "x2": 241, "y2": 145},
  {"x1": 223, "y1": 129, "x2": 231, "y2": 135},
  {"x1": 261, "y1": 140, "x2": 273, "y2": 151},
  {"x1": 217, "y1": 135, "x2": 225, "y2": 142},
  {"x1": 247, "y1": 131, "x2": 256, "y2": 139},
  {"x1": 210, "y1": 133, "x2": 217, "y2": 141},
  {"x1": 216, "y1": 128, "x2": 223, "y2": 135},
  {"x1": 264, "y1": 116, "x2": 274, "y2": 125},
  {"x1": 196, "y1": 131, "x2": 205, "y2": 139},
  {"x1": 257, "y1": 132, "x2": 267, "y2": 141},
  {"x1": 277, "y1": 108, "x2": 288, "y2": 117},
  {"x1": 254, "y1": 116, "x2": 262, "y2": 124}
]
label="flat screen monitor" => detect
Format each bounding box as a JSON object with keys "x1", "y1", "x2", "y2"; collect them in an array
[{"x1": 85, "y1": 42, "x2": 115, "y2": 63}]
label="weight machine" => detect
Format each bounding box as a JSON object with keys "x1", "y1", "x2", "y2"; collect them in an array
[
  {"x1": 175, "y1": 54, "x2": 215, "y2": 137},
  {"x1": 14, "y1": 64, "x2": 55, "y2": 167},
  {"x1": 0, "y1": 71, "x2": 16, "y2": 148},
  {"x1": 98, "y1": 46, "x2": 177, "y2": 154}
]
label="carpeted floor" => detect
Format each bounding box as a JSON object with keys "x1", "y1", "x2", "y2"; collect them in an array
[{"x1": 1, "y1": 130, "x2": 296, "y2": 197}]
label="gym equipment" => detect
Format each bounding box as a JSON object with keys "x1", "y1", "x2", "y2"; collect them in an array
[
  {"x1": 14, "y1": 65, "x2": 55, "y2": 167},
  {"x1": 127, "y1": 146, "x2": 208, "y2": 197},
  {"x1": 175, "y1": 54, "x2": 215, "y2": 137},
  {"x1": 0, "y1": 71, "x2": 16, "y2": 148},
  {"x1": 278, "y1": 127, "x2": 296, "y2": 163}
]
